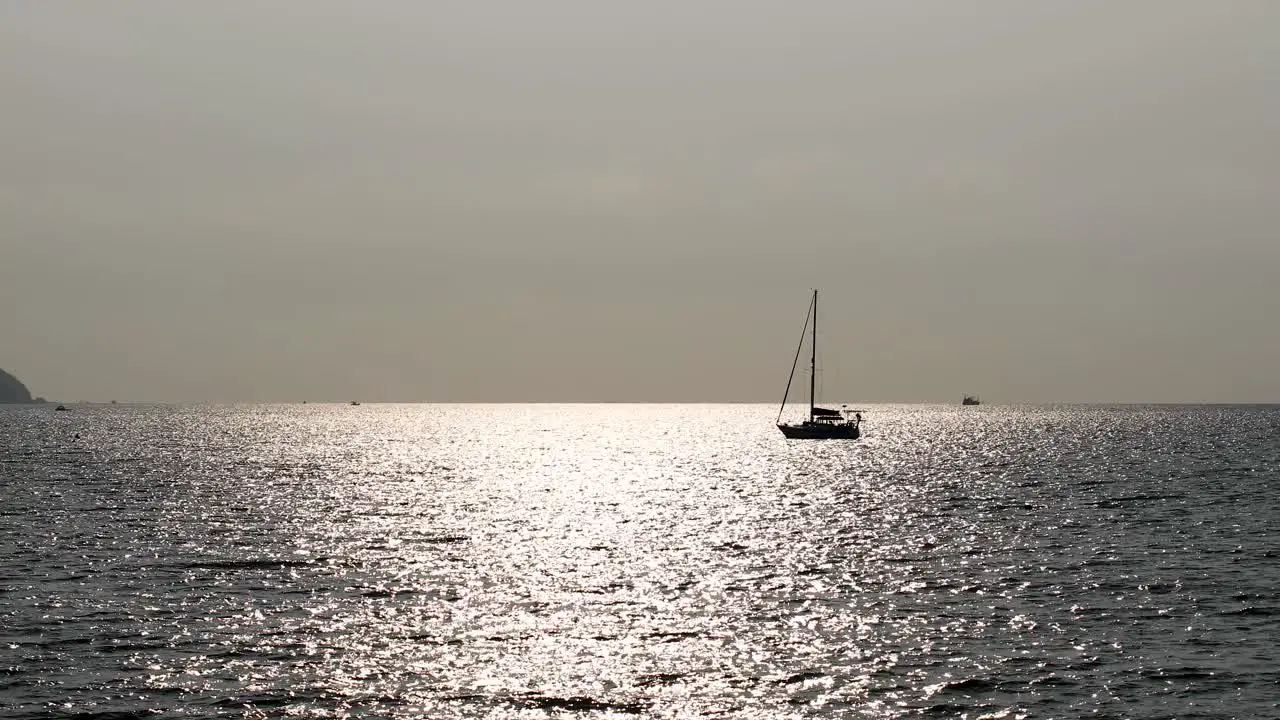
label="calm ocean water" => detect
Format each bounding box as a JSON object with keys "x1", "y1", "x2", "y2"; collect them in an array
[{"x1": 1, "y1": 403, "x2": 1277, "y2": 719}]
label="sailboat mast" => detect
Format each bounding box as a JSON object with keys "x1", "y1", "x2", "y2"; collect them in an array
[
  {"x1": 809, "y1": 289, "x2": 817, "y2": 422},
  {"x1": 777, "y1": 292, "x2": 814, "y2": 424}
]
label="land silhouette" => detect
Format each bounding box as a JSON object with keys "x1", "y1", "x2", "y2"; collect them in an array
[{"x1": 0, "y1": 369, "x2": 45, "y2": 403}]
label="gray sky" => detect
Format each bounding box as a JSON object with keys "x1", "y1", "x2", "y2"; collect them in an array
[{"x1": 3, "y1": 1, "x2": 1278, "y2": 403}]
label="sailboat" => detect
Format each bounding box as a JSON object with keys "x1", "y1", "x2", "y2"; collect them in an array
[{"x1": 777, "y1": 290, "x2": 862, "y2": 439}]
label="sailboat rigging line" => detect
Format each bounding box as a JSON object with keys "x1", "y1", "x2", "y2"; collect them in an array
[{"x1": 777, "y1": 291, "x2": 815, "y2": 424}]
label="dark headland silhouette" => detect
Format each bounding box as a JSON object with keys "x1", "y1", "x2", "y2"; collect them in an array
[{"x1": 0, "y1": 368, "x2": 46, "y2": 404}]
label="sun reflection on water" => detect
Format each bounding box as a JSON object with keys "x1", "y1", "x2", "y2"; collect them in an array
[{"x1": 153, "y1": 405, "x2": 954, "y2": 716}]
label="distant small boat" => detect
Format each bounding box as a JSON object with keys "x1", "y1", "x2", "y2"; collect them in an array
[
  {"x1": 350, "y1": 401, "x2": 360, "y2": 406},
  {"x1": 962, "y1": 395, "x2": 981, "y2": 406},
  {"x1": 54, "y1": 404, "x2": 69, "y2": 411},
  {"x1": 776, "y1": 290, "x2": 862, "y2": 439}
]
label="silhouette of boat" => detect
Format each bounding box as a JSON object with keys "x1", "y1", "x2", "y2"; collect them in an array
[
  {"x1": 54, "y1": 404, "x2": 69, "y2": 411},
  {"x1": 350, "y1": 401, "x2": 360, "y2": 406},
  {"x1": 776, "y1": 290, "x2": 862, "y2": 439},
  {"x1": 962, "y1": 395, "x2": 981, "y2": 406}
]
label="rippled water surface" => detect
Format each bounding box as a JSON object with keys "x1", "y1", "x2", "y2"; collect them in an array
[{"x1": 2, "y1": 403, "x2": 1278, "y2": 718}]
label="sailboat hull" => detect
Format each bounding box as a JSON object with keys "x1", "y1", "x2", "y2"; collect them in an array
[{"x1": 777, "y1": 422, "x2": 860, "y2": 440}]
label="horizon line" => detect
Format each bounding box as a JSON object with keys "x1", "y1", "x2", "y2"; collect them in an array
[{"x1": 12, "y1": 400, "x2": 1280, "y2": 407}]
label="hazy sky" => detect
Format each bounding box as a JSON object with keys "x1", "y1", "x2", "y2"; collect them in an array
[{"x1": 3, "y1": 1, "x2": 1278, "y2": 403}]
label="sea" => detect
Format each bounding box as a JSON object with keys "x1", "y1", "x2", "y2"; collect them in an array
[{"x1": 2, "y1": 403, "x2": 1277, "y2": 719}]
